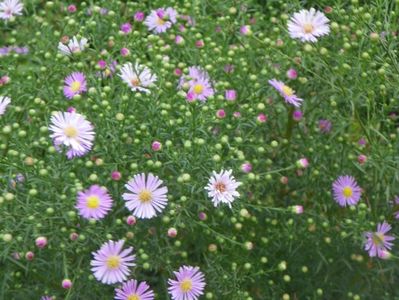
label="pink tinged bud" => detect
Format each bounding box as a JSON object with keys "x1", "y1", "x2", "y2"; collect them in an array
[
  {"x1": 120, "y1": 47, "x2": 130, "y2": 57},
  {"x1": 151, "y1": 141, "x2": 162, "y2": 151},
  {"x1": 324, "y1": 6, "x2": 333, "y2": 14},
  {"x1": 178, "y1": 25, "x2": 186, "y2": 32},
  {"x1": 35, "y1": 237, "x2": 48, "y2": 249},
  {"x1": 186, "y1": 91, "x2": 196, "y2": 102},
  {"x1": 195, "y1": 40, "x2": 204, "y2": 48},
  {"x1": 215, "y1": 26, "x2": 222, "y2": 33},
  {"x1": 134, "y1": 11, "x2": 145, "y2": 22},
  {"x1": 358, "y1": 154, "x2": 367, "y2": 164},
  {"x1": 257, "y1": 113, "x2": 267, "y2": 123},
  {"x1": 225, "y1": 89, "x2": 237, "y2": 101},
  {"x1": 249, "y1": 17, "x2": 256, "y2": 24},
  {"x1": 1, "y1": 75, "x2": 10, "y2": 85},
  {"x1": 216, "y1": 109, "x2": 226, "y2": 118},
  {"x1": 287, "y1": 68, "x2": 298, "y2": 79},
  {"x1": 240, "y1": 25, "x2": 251, "y2": 35},
  {"x1": 67, "y1": 4, "x2": 77, "y2": 13},
  {"x1": 293, "y1": 205, "x2": 304, "y2": 214},
  {"x1": 167, "y1": 227, "x2": 177, "y2": 238},
  {"x1": 174, "y1": 68, "x2": 182, "y2": 76},
  {"x1": 380, "y1": 250, "x2": 392, "y2": 260},
  {"x1": 358, "y1": 138, "x2": 366, "y2": 146},
  {"x1": 280, "y1": 176, "x2": 288, "y2": 185},
  {"x1": 276, "y1": 39, "x2": 284, "y2": 47},
  {"x1": 126, "y1": 215, "x2": 136, "y2": 225},
  {"x1": 175, "y1": 35, "x2": 184, "y2": 44},
  {"x1": 233, "y1": 111, "x2": 241, "y2": 118},
  {"x1": 25, "y1": 251, "x2": 35, "y2": 261},
  {"x1": 111, "y1": 171, "x2": 122, "y2": 181},
  {"x1": 98, "y1": 60, "x2": 107, "y2": 69},
  {"x1": 69, "y1": 233, "x2": 79, "y2": 241},
  {"x1": 296, "y1": 158, "x2": 309, "y2": 169},
  {"x1": 67, "y1": 106, "x2": 76, "y2": 113},
  {"x1": 12, "y1": 252, "x2": 21, "y2": 260},
  {"x1": 62, "y1": 279, "x2": 72, "y2": 289},
  {"x1": 198, "y1": 212, "x2": 207, "y2": 221},
  {"x1": 120, "y1": 23, "x2": 132, "y2": 34},
  {"x1": 293, "y1": 110, "x2": 303, "y2": 121},
  {"x1": 241, "y1": 163, "x2": 252, "y2": 173}
]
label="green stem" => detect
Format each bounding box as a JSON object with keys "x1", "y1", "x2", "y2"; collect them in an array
[{"x1": 285, "y1": 106, "x2": 295, "y2": 140}]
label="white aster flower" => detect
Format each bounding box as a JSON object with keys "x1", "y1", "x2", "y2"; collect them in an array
[
  {"x1": 119, "y1": 62, "x2": 157, "y2": 94},
  {"x1": 287, "y1": 8, "x2": 330, "y2": 43},
  {"x1": 58, "y1": 36, "x2": 89, "y2": 56},
  {"x1": 0, "y1": 96, "x2": 11, "y2": 115},
  {"x1": 205, "y1": 169, "x2": 241, "y2": 208},
  {"x1": 0, "y1": 0, "x2": 23, "y2": 20}
]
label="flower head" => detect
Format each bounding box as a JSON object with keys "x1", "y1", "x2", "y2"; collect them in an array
[
  {"x1": 364, "y1": 221, "x2": 395, "y2": 258},
  {"x1": 205, "y1": 169, "x2": 241, "y2": 208},
  {"x1": 115, "y1": 279, "x2": 155, "y2": 300},
  {"x1": 287, "y1": 8, "x2": 330, "y2": 42},
  {"x1": 58, "y1": 36, "x2": 88, "y2": 56},
  {"x1": 332, "y1": 175, "x2": 362, "y2": 207},
  {"x1": 168, "y1": 266, "x2": 206, "y2": 300},
  {"x1": 0, "y1": 0, "x2": 23, "y2": 20},
  {"x1": 76, "y1": 185, "x2": 113, "y2": 220},
  {"x1": 179, "y1": 66, "x2": 214, "y2": 102},
  {"x1": 119, "y1": 62, "x2": 157, "y2": 94},
  {"x1": 122, "y1": 173, "x2": 168, "y2": 219},
  {"x1": 144, "y1": 7, "x2": 177, "y2": 33},
  {"x1": 91, "y1": 240, "x2": 135, "y2": 285},
  {"x1": 49, "y1": 111, "x2": 95, "y2": 159},
  {"x1": 63, "y1": 72, "x2": 87, "y2": 99},
  {"x1": 393, "y1": 196, "x2": 399, "y2": 219},
  {"x1": 0, "y1": 96, "x2": 11, "y2": 116},
  {"x1": 269, "y1": 79, "x2": 303, "y2": 107}
]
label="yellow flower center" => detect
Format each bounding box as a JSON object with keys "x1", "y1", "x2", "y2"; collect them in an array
[
  {"x1": 86, "y1": 195, "x2": 100, "y2": 209},
  {"x1": 156, "y1": 17, "x2": 165, "y2": 25},
  {"x1": 106, "y1": 255, "x2": 121, "y2": 269},
  {"x1": 180, "y1": 278, "x2": 193, "y2": 292},
  {"x1": 138, "y1": 189, "x2": 152, "y2": 203},
  {"x1": 342, "y1": 186, "x2": 353, "y2": 198},
  {"x1": 372, "y1": 233, "x2": 385, "y2": 246},
  {"x1": 215, "y1": 182, "x2": 226, "y2": 193},
  {"x1": 303, "y1": 23, "x2": 314, "y2": 34},
  {"x1": 193, "y1": 84, "x2": 204, "y2": 94},
  {"x1": 64, "y1": 126, "x2": 78, "y2": 138},
  {"x1": 70, "y1": 81, "x2": 81, "y2": 92},
  {"x1": 131, "y1": 78, "x2": 141, "y2": 87},
  {"x1": 282, "y1": 85, "x2": 294, "y2": 96},
  {"x1": 127, "y1": 294, "x2": 141, "y2": 300}
]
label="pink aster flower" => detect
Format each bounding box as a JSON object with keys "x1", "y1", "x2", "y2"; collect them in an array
[
  {"x1": 115, "y1": 279, "x2": 154, "y2": 300},
  {"x1": 168, "y1": 266, "x2": 206, "y2": 300},
  {"x1": 120, "y1": 22, "x2": 132, "y2": 34},
  {"x1": 63, "y1": 72, "x2": 87, "y2": 99},
  {"x1": 269, "y1": 79, "x2": 303, "y2": 107},
  {"x1": 76, "y1": 185, "x2": 113, "y2": 220},
  {"x1": 49, "y1": 111, "x2": 95, "y2": 159},
  {"x1": 332, "y1": 175, "x2": 362, "y2": 207},
  {"x1": 91, "y1": 240, "x2": 136, "y2": 285},
  {"x1": 179, "y1": 66, "x2": 215, "y2": 102},
  {"x1": 319, "y1": 119, "x2": 332, "y2": 133},
  {"x1": 225, "y1": 89, "x2": 237, "y2": 101},
  {"x1": 0, "y1": 0, "x2": 23, "y2": 20},
  {"x1": 122, "y1": 173, "x2": 168, "y2": 219},
  {"x1": 364, "y1": 221, "x2": 395, "y2": 258},
  {"x1": 144, "y1": 7, "x2": 178, "y2": 34},
  {"x1": 287, "y1": 8, "x2": 330, "y2": 42},
  {"x1": 134, "y1": 11, "x2": 145, "y2": 22},
  {"x1": 287, "y1": 68, "x2": 298, "y2": 79}
]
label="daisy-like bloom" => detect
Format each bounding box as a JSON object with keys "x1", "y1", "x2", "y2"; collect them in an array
[
  {"x1": 119, "y1": 62, "x2": 157, "y2": 94},
  {"x1": 179, "y1": 66, "x2": 215, "y2": 102},
  {"x1": 0, "y1": 0, "x2": 23, "y2": 20},
  {"x1": 287, "y1": 8, "x2": 330, "y2": 42},
  {"x1": 144, "y1": 7, "x2": 177, "y2": 34},
  {"x1": 0, "y1": 96, "x2": 11, "y2": 116},
  {"x1": 168, "y1": 265, "x2": 206, "y2": 300},
  {"x1": 205, "y1": 169, "x2": 241, "y2": 208},
  {"x1": 268, "y1": 79, "x2": 303, "y2": 107},
  {"x1": 364, "y1": 221, "x2": 395, "y2": 258},
  {"x1": 332, "y1": 175, "x2": 362, "y2": 207},
  {"x1": 122, "y1": 173, "x2": 168, "y2": 219},
  {"x1": 49, "y1": 111, "x2": 95, "y2": 159},
  {"x1": 91, "y1": 240, "x2": 136, "y2": 285},
  {"x1": 76, "y1": 185, "x2": 113, "y2": 220},
  {"x1": 115, "y1": 279, "x2": 155, "y2": 300},
  {"x1": 58, "y1": 36, "x2": 88, "y2": 56},
  {"x1": 63, "y1": 72, "x2": 87, "y2": 99}
]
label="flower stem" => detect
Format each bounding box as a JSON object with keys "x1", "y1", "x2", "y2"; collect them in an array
[{"x1": 285, "y1": 106, "x2": 295, "y2": 140}]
